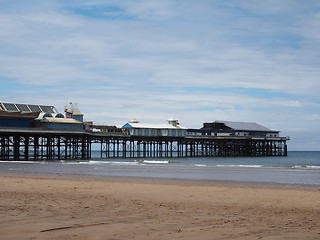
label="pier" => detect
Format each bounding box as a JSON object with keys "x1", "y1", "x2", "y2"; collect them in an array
[
  {"x1": 95, "y1": 135, "x2": 287, "y2": 158},
  {"x1": 0, "y1": 128, "x2": 287, "y2": 160}
]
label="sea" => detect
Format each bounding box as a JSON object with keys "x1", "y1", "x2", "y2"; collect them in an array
[{"x1": 0, "y1": 151, "x2": 319, "y2": 188}]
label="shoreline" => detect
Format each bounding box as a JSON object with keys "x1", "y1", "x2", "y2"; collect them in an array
[
  {"x1": 1, "y1": 170, "x2": 319, "y2": 189},
  {"x1": 0, "y1": 174, "x2": 319, "y2": 239}
]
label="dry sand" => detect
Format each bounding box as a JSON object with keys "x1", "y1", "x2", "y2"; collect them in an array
[{"x1": 0, "y1": 174, "x2": 319, "y2": 240}]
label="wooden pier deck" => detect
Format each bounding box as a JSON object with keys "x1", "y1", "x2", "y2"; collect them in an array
[{"x1": 0, "y1": 128, "x2": 288, "y2": 160}]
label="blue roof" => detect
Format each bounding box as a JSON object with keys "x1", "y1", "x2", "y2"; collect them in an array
[{"x1": 122, "y1": 123, "x2": 133, "y2": 128}]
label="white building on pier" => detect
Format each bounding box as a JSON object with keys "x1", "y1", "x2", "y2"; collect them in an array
[{"x1": 122, "y1": 117, "x2": 187, "y2": 137}]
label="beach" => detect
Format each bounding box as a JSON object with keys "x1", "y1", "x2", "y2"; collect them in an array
[{"x1": 0, "y1": 174, "x2": 319, "y2": 240}]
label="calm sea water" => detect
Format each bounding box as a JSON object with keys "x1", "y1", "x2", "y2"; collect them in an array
[{"x1": 0, "y1": 151, "x2": 319, "y2": 188}]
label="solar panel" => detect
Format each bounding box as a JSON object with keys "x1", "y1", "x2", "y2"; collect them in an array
[
  {"x1": 28, "y1": 105, "x2": 42, "y2": 112},
  {"x1": 40, "y1": 105, "x2": 54, "y2": 113},
  {"x1": 16, "y1": 104, "x2": 31, "y2": 112},
  {"x1": 3, "y1": 103, "x2": 18, "y2": 111},
  {"x1": 0, "y1": 102, "x2": 58, "y2": 113}
]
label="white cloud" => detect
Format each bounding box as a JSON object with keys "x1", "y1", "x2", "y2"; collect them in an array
[
  {"x1": 121, "y1": 0, "x2": 177, "y2": 20},
  {"x1": 1, "y1": 0, "x2": 320, "y2": 150},
  {"x1": 1, "y1": 2, "x2": 319, "y2": 95},
  {"x1": 307, "y1": 114, "x2": 320, "y2": 121}
]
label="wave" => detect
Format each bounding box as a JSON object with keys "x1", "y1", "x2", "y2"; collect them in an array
[
  {"x1": 291, "y1": 165, "x2": 320, "y2": 170},
  {"x1": 216, "y1": 164, "x2": 263, "y2": 168},
  {"x1": 142, "y1": 160, "x2": 170, "y2": 164},
  {"x1": 194, "y1": 164, "x2": 207, "y2": 167},
  {"x1": 0, "y1": 160, "x2": 48, "y2": 164},
  {"x1": 90, "y1": 160, "x2": 144, "y2": 166},
  {"x1": 215, "y1": 164, "x2": 320, "y2": 170},
  {"x1": 64, "y1": 160, "x2": 171, "y2": 166},
  {"x1": 60, "y1": 159, "x2": 172, "y2": 166},
  {"x1": 84, "y1": 160, "x2": 171, "y2": 166}
]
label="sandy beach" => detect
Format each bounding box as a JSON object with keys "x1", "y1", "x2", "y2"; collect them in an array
[{"x1": 0, "y1": 174, "x2": 319, "y2": 240}]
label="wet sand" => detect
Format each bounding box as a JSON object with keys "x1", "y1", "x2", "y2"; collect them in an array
[{"x1": 0, "y1": 174, "x2": 319, "y2": 239}]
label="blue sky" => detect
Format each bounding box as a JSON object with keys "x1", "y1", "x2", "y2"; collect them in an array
[{"x1": 1, "y1": 0, "x2": 320, "y2": 150}]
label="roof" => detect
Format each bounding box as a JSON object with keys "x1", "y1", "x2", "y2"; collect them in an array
[
  {"x1": 42, "y1": 117, "x2": 83, "y2": 124},
  {"x1": 129, "y1": 118, "x2": 139, "y2": 123},
  {"x1": 0, "y1": 102, "x2": 57, "y2": 113},
  {"x1": 36, "y1": 112, "x2": 53, "y2": 120},
  {"x1": 167, "y1": 117, "x2": 178, "y2": 122},
  {"x1": 123, "y1": 122, "x2": 187, "y2": 130},
  {"x1": 73, "y1": 108, "x2": 83, "y2": 116},
  {"x1": 0, "y1": 111, "x2": 39, "y2": 120},
  {"x1": 214, "y1": 120, "x2": 279, "y2": 132}
]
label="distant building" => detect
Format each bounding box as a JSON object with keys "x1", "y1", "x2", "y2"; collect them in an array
[
  {"x1": 188, "y1": 120, "x2": 280, "y2": 137},
  {"x1": 122, "y1": 117, "x2": 187, "y2": 137},
  {"x1": 92, "y1": 125, "x2": 120, "y2": 133}
]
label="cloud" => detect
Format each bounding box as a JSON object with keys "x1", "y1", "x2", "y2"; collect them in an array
[
  {"x1": 307, "y1": 114, "x2": 320, "y2": 121},
  {"x1": 120, "y1": 0, "x2": 177, "y2": 20},
  {"x1": 1, "y1": 0, "x2": 320, "y2": 150},
  {"x1": 1, "y1": 1, "x2": 319, "y2": 94}
]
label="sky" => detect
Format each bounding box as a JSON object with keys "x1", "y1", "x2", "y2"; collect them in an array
[{"x1": 0, "y1": 0, "x2": 320, "y2": 150}]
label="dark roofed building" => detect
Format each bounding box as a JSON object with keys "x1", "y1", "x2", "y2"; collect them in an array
[{"x1": 188, "y1": 120, "x2": 280, "y2": 137}]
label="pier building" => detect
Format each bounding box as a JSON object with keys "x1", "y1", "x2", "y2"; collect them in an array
[
  {"x1": 188, "y1": 120, "x2": 280, "y2": 137},
  {"x1": 36, "y1": 117, "x2": 83, "y2": 130},
  {"x1": 0, "y1": 102, "x2": 84, "y2": 130},
  {"x1": 0, "y1": 102, "x2": 57, "y2": 128},
  {"x1": 122, "y1": 117, "x2": 187, "y2": 137}
]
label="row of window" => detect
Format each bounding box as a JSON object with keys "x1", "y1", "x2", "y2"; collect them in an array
[
  {"x1": 130, "y1": 128, "x2": 186, "y2": 137},
  {"x1": 48, "y1": 123, "x2": 83, "y2": 130}
]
